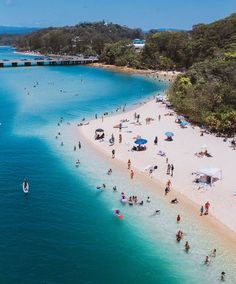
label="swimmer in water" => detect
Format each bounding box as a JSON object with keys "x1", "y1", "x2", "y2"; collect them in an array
[
  {"x1": 113, "y1": 186, "x2": 117, "y2": 191},
  {"x1": 128, "y1": 196, "x2": 133, "y2": 205},
  {"x1": 221, "y1": 272, "x2": 225, "y2": 281},
  {"x1": 211, "y1": 248, "x2": 216, "y2": 257},
  {"x1": 184, "y1": 241, "x2": 190, "y2": 253},
  {"x1": 176, "y1": 214, "x2": 181, "y2": 223},
  {"x1": 204, "y1": 256, "x2": 210, "y2": 265}
]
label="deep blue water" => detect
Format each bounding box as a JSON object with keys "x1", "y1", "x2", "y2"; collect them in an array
[
  {"x1": 1, "y1": 47, "x2": 235, "y2": 284},
  {"x1": 0, "y1": 47, "x2": 175, "y2": 284}
]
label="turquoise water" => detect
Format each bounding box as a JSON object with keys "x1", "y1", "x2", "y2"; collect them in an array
[{"x1": 0, "y1": 47, "x2": 235, "y2": 284}]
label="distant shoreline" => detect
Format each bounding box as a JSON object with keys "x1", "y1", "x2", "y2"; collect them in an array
[
  {"x1": 89, "y1": 62, "x2": 180, "y2": 82},
  {"x1": 13, "y1": 49, "x2": 181, "y2": 82}
]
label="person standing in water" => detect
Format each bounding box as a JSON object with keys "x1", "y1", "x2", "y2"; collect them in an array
[
  {"x1": 177, "y1": 214, "x2": 181, "y2": 223},
  {"x1": 204, "y1": 256, "x2": 210, "y2": 265},
  {"x1": 184, "y1": 241, "x2": 190, "y2": 253},
  {"x1": 221, "y1": 272, "x2": 225, "y2": 281},
  {"x1": 112, "y1": 149, "x2": 115, "y2": 159},
  {"x1": 211, "y1": 248, "x2": 217, "y2": 257}
]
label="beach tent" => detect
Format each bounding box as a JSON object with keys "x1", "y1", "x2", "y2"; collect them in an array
[
  {"x1": 196, "y1": 167, "x2": 222, "y2": 185},
  {"x1": 156, "y1": 94, "x2": 164, "y2": 102}
]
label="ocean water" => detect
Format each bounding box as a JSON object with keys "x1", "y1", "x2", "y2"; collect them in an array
[{"x1": 0, "y1": 47, "x2": 235, "y2": 284}]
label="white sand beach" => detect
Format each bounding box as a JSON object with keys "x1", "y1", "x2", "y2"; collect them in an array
[
  {"x1": 90, "y1": 63, "x2": 180, "y2": 82},
  {"x1": 77, "y1": 97, "x2": 236, "y2": 236}
]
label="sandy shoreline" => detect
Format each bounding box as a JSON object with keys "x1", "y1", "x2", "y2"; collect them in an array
[
  {"x1": 89, "y1": 62, "x2": 180, "y2": 82},
  {"x1": 77, "y1": 97, "x2": 236, "y2": 242}
]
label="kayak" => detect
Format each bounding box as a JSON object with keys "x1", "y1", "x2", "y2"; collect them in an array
[
  {"x1": 22, "y1": 182, "x2": 29, "y2": 193},
  {"x1": 114, "y1": 210, "x2": 123, "y2": 219}
]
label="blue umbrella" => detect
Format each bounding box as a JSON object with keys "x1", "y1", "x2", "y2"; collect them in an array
[
  {"x1": 135, "y1": 138, "x2": 148, "y2": 145},
  {"x1": 180, "y1": 121, "x2": 189, "y2": 126},
  {"x1": 165, "y1": 132, "x2": 174, "y2": 137}
]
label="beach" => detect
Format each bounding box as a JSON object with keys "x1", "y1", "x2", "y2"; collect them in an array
[
  {"x1": 77, "y1": 95, "x2": 236, "y2": 238},
  {"x1": 1, "y1": 45, "x2": 236, "y2": 282},
  {"x1": 90, "y1": 62, "x2": 180, "y2": 82}
]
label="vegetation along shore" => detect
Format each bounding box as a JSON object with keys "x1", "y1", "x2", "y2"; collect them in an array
[{"x1": 9, "y1": 13, "x2": 236, "y2": 135}]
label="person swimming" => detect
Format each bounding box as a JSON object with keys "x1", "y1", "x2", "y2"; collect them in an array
[{"x1": 96, "y1": 184, "x2": 106, "y2": 190}]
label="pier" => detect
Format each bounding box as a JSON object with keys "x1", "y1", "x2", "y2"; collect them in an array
[{"x1": 0, "y1": 56, "x2": 98, "y2": 68}]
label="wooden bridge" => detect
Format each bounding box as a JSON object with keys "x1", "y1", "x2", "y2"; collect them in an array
[{"x1": 0, "y1": 56, "x2": 98, "y2": 68}]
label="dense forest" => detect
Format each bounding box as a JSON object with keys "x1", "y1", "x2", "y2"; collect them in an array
[
  {"x1": 14, "y1": 15, "x2": 236, "y2": 134},
  {"x1": 15, "y1": 22, "x2": 143, "y2": 55}
]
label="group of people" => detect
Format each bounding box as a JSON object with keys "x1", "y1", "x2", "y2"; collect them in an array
[{"x1": 200, "y1": 201, "x2": 210, "y2": 216}]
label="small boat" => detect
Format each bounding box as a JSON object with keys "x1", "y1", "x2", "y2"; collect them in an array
[{"x1": 22, "y1": 180, "x2": 29, "y2": 194}]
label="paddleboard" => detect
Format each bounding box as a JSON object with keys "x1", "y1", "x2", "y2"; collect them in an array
[{"x1": 114, "y1": 210, "x2": 123, "y2": 219}]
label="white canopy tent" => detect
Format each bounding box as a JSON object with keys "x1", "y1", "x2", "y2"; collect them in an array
[{"x1": 195, "y1": 167, "x2": 222, "y2": 185}]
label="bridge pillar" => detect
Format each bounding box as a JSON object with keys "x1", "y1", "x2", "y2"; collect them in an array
[
  {"x1": 24, "y1": 62, "x2": 31, "y2": 67},
  {"x1": 0, "y1": 63, "x2": 4, "y2": 67},
  {"x1": 12, "y1": 62, "x2": 17, "y2": 67}
]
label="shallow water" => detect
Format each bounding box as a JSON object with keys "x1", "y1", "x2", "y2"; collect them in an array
[{"x1": 0, "y1": 47, "x2": 235, "y2": 284}]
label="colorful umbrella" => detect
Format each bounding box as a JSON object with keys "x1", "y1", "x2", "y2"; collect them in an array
[
  {"x1": 135, "y1": 138, "x2": 148, "y2": 145},
  {"x1": 165, "y1": 132, "x2": 174, "y2": 137}
]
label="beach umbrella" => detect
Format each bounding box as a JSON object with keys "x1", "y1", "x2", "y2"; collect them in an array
[
  {"x1": 165, "y1": 132, "x2": 174, "y2": 137},
  {"x1": 180, "y1": 121, "x2": 189, "y2": 126},
  {"x1": 95, "y1": 128, "x2": 104, "y2": 132},
  {"x1": 135, "y1": 138, "x2": 148, "y2": 145}
]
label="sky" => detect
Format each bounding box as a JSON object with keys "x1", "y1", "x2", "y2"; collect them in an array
[{"x1": 0, "y1": 0, "x2": 235, "y2": 30}]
